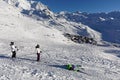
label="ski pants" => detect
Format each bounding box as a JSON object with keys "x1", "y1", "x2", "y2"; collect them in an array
[
  {"x1": 37, "y1": 53, "x2": 40, "y2": 61},
  {"x1": 12, "y1": 51, "x2": 16, "y2": 58}
]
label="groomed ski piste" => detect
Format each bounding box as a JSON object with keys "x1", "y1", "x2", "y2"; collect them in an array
[{"x1": 0, "y1": 0, "x2": 120, "y2": 80}]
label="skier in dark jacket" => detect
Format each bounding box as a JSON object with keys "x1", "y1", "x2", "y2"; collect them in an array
[
  {"x1": 35, "y1": 44, "x2": 42, "y2": 61},
  {"x1": 10, "y1": 42, "x2": 18, "y2": 58}
]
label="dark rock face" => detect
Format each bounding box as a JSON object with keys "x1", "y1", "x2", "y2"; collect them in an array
[{"x1": 64, "y1": 33, "x2": 97, "y2": 45}]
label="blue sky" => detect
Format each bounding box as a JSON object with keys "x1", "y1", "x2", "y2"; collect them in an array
[{"x1": 38, "y1": 0, "x2": 120, "y2": 13}]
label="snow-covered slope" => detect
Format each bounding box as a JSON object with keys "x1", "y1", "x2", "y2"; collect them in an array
[
  {"x1": 50, "y1": 19, "x2": 102, "y2": 41},
  {"x1": 2, "y1": 0, "x2": 101, "y2": 42},
  {"x1": 0, "y1": 0, "x2": 120, "y2": 80},
  {"x1": 0, "y1": 0, "x2": 67, "y2": 44}
]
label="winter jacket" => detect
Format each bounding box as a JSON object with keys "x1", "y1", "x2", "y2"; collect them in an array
[
  {"x1": 36, "y1": 48, "x2": 41, "y2": 53},
  {"x1": 10, "y1": 45, "x2": 17, "y2": 52}
]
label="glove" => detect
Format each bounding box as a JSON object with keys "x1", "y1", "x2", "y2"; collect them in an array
[{"x1": 17, "y1": 49, "x2": 19, "y2": 51}]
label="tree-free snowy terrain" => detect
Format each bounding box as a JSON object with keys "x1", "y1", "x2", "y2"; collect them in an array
[{"x1": 0, "y1": 0, "x2": 120, "y2": 80}]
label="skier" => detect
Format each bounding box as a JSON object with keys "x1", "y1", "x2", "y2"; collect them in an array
[
  {"x1": 10, "y1": 42, "x2": 18, "y2": 58},
  {"x1": 66, "y1": 64, "x2": 82, "y2": 72},
  {"x1": 35, "y1": 44, "x2": 42, "y2": 61},
  {"x1": 66, "y1": 64, "x2": 90, "y2": 75}
]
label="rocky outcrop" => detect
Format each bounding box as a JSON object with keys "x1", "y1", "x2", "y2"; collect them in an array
[{"x1": 64, "y1": 33, "x2": 97, "y2": 45}]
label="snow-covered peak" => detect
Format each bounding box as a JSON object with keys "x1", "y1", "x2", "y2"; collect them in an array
[
  {"x1": 3, "y1": 0, "x2": 54, "y2": 19},
  {"x1": 32, "y1": 1, "x2": 48, "y2": 11},
  {"x1": 110, "y1": 17, "x2": 114, "y2": 20},
  {"x1": 59, "y1": 11, "x2": 70, "y2": 15},
  {"x1": 3, "y1": 0, "x2": 50, "y2": 11},
  {"x1": 3, "y1": 0, "x2": 31, "y2": 10},
  {"x1": 30, "y1": 1, "x2": 54, "y2": 17},
  {"x1": 99, "y1": 17, "x2": 106, "y2": 21}
]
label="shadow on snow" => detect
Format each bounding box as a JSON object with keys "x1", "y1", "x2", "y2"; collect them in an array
[
  {"x1": 0, "y1": 55, "x2": 10, "y2": 59},
  {"x1": 0, "y1": 55, "x2": 36, "y2": 62},
  {"x1": 49, "y1": 65, "x2": 67, "y2": 70},
  {"x1": 104, "y1": 50, "x2": 120, "y2": 58}
]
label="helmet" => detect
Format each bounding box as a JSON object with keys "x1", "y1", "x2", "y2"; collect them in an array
[
  {"x1": 35, "y1": 44, "x2": 40, "y2": 48},
  {"x1": 10, "y1": 42, "x2": 14, "y2": 45}
]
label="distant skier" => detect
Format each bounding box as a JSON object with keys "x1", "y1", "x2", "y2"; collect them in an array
[
  {"x1": 35, "y1": 44, "x2": 42, "y2": 61},
  {"x1": 66, "y1": 64, "x2": 90, "y2": 75},
  {"x1": 10, "y1": 42, "x2": 18, "y2": 58}
]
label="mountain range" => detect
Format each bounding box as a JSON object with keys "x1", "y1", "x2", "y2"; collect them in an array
[
  {"x1": 4, "y1": 0, "x2": 120, "y2": 44},
  {"x1": 57, "y1": 11, "x2": 120, "y2": 43}
]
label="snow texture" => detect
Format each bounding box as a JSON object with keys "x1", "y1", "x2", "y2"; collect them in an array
[{"x1": 0, "y1": 0, "x2": 120, "y2": 80}]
